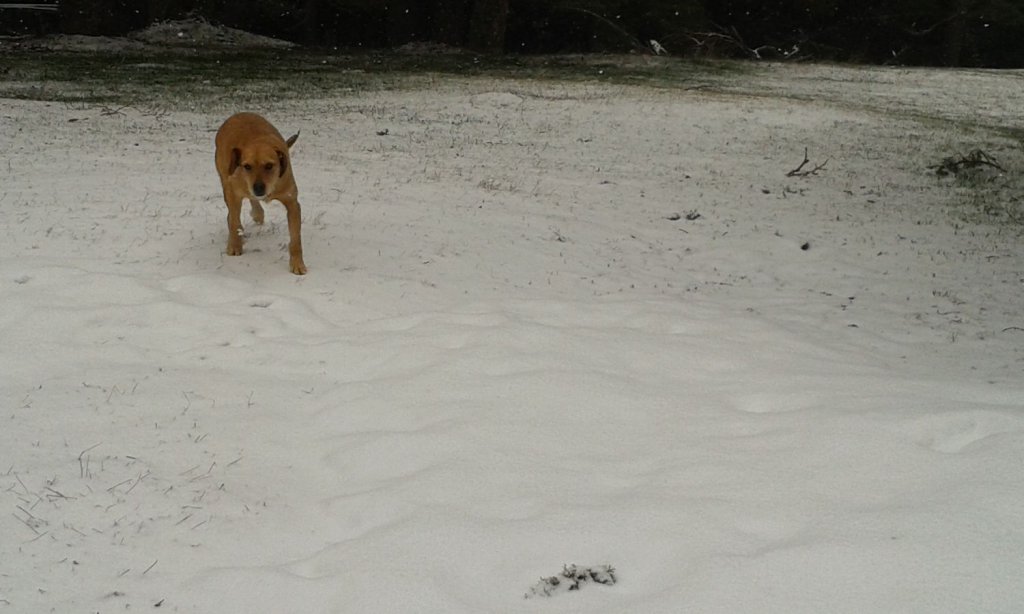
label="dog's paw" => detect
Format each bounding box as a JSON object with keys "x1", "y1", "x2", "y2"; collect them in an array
[
  {"x1": 226, "y1": 242, "x2": 243, "y2": 256},
  {"x1": 250, "y1": 204, "x2": 265, "y2": 225},
  {"x1": 290, "y1": 260, "x2": 308, "y2": 275}
]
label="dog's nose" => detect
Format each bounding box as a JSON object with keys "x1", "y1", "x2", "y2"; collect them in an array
[{"x1": 252, "y1": 182, "x2": 266, "y2": 197}]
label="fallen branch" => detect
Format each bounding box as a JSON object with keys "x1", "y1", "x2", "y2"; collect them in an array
[
  {"x1": 931, "y1": 149, "x2": 1006, "y2": 177},
  {"x1": 787, "y1": 148, "x2": 828, "y2": 177},
  {"x1": 683, "y1": 24, "x2": 803, "y2": 60}
]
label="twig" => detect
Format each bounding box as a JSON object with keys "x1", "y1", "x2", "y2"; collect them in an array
[
  {"x1": 1002, "y1": 326, "x2": 1024, "y2": 333},
  {"x1": 787, "y1": 147, "x2": 829, "y2": 177},
  {"x1": 143, "y1": 559, "x2": 158, "y2": 575}
]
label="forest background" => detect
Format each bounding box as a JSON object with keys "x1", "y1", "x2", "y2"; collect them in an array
[{"x1": 3, "y1": 0, "x2": 1023, "y2": 67}]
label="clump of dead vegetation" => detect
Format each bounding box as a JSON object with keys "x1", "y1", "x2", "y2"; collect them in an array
[
  {"x1": 930, "y1": 148, "x2": 1023, "y2": 226},
  {"x1": 930, "y1": 149, "x2": 1006, "y2": 177}
]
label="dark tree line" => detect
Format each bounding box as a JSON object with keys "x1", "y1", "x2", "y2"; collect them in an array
[{"x1": 2, "y1": 0, "x2": 1022, "y2": 67}]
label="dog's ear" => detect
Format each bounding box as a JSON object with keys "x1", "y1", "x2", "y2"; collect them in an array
[
  {"x1": 277, "y1": 149, "x2": 288, "y2": 177},
  {"x1": 286, "y1": 131, "x2": 299, "y2": 148},
  {"x1": 229, "y1": 148, "x2": 241, "y2": 175}
]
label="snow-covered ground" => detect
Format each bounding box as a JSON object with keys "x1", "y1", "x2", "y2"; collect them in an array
[{"x1": 2, "y1": 61, "x2": 1023, "y2": 613}]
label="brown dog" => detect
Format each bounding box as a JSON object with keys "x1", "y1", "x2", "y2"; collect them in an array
[{"x1": 214, "y1": 112, "x2": 306, "y2": 275}]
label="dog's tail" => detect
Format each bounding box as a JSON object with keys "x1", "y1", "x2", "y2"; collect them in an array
[{"x1": 286, "y1": 130, "x2": 300, "y2": 148}]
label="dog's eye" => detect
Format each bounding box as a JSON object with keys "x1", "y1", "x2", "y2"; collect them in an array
[
  {"x1": 264, "y1": 163, "x2": 274, "y2": 171},
  {"x1": 243, "y1": 163, "x2": 252, "y2": 171}
]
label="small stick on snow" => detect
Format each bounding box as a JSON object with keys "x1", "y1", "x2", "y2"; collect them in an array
[{"x1": 786, "y1": 147, "x2": 828, "y2": 177}]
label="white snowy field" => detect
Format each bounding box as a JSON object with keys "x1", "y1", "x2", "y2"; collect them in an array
[{"x1": 2, "y1": 61, "x2": 1024, "y2": 613}]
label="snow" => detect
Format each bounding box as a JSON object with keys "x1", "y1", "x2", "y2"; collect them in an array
[{"x1": 2, "y1": 61, "x2": 1024, "y2": 613}]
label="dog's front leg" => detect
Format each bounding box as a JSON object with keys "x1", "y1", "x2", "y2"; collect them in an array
[
  {"x1": 250, "y1": 199, "x2": 265, "y2": 225},
  {"x1": 225, "y1": 194, "x2": 244, "y2": 256},
  {"x1": 283, "y1": 199, "x2": 307, "y2": 275},
  {"x1": 280, "y1": 196, "x2": 307, "y2": 275}
]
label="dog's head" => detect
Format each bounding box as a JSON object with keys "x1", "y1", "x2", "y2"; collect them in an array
[{"x1": 229, "y1": 142, "x2": 289, "y2": 199}]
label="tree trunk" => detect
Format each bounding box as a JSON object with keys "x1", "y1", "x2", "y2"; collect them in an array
[
  {"x1": 468, "y1": 0, "x2": 509, "y2": 52},
  {"x1": 301, "y1": 0, "x2": 323, "y2": 46},
  {"x1": 942, "y1": 0, "x2": 968, "y2": 66}
]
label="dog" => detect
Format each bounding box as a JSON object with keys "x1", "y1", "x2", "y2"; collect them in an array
[{"x1": 214, "y1": 112, "x2": 306, "y2": 275}]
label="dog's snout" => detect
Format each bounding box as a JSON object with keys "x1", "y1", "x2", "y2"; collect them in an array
[{"x1": 252, "y1": 182, "x2": 266, "y2": 197}]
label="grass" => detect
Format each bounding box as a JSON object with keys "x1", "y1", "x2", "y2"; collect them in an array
[
  {"x1": 0, "y1": 47, "x2": 745, "y2": 108},
  {"x1": 952, "y1": 170, "x2": 1024, "y2": 226},
  {"x1": 927, "y1": 146, "x2": 1024, "y2": 228}
]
